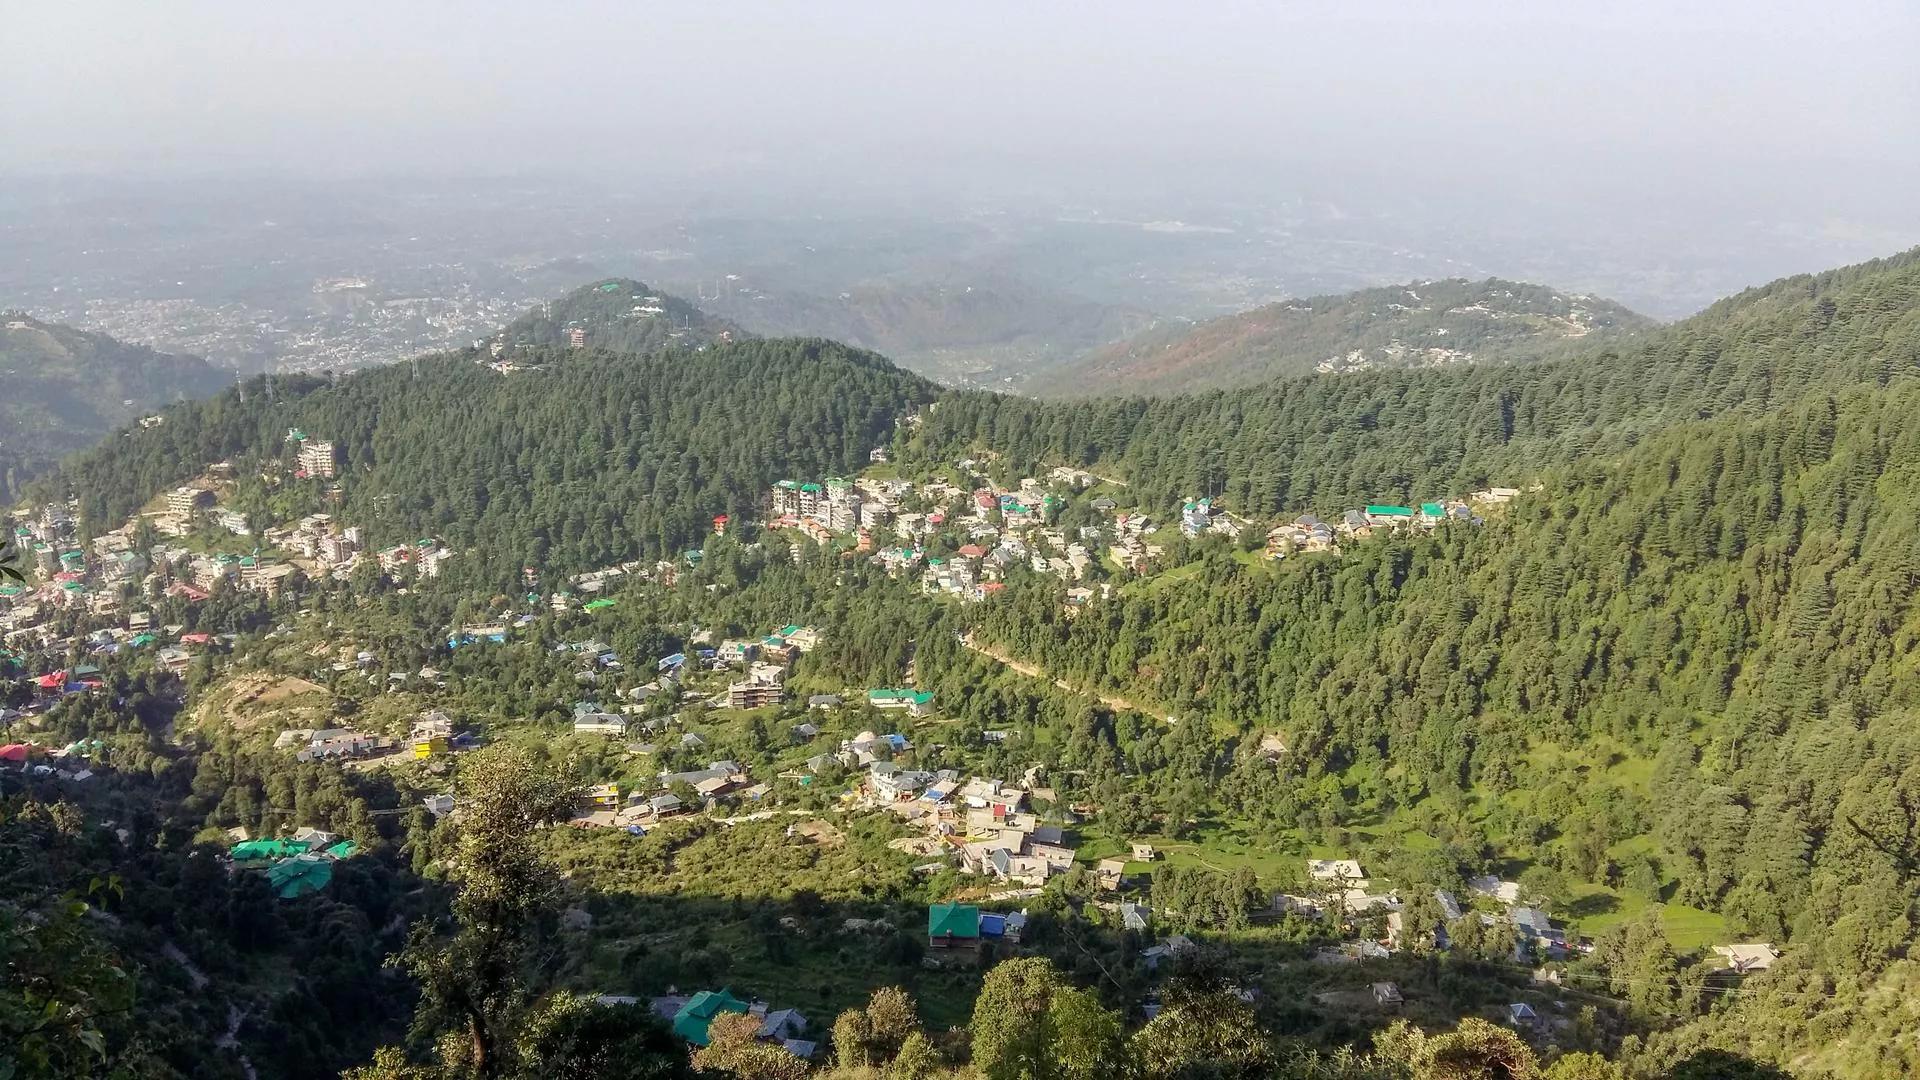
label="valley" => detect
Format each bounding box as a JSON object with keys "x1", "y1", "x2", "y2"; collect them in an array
[{"x1": 6, "y1": 248, "x2": 1920, "y2": 1078}]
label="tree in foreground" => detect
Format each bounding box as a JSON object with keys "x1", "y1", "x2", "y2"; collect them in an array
[
  {"x1": 968, "y1": 957, "x2": 1123, "y2": 1080},
  {"x1": 347, "y1": 747, "x2": 690, "y2": 1080},
  {"x1": 1413, "y1": 1018, "x2": 1539, "y2": 1080},
  {"x1": 1542, "y1": 1052, "x2": 1625, "y2": 1080},
  {"x1": 1130, "y1": 981, "x2": 1276, "y2": 1080},
  {"x1": 692, "y1": 1013, "x2": 809, "y2": 1080}
]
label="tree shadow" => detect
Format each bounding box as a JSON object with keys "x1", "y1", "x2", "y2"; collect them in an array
[{"x1": 1564, "y1": 893, "x2": 1620, "y2": 919}]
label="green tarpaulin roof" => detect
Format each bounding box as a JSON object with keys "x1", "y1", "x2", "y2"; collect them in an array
[
  {"x1": 584, "y1": 598, "x2": 616, "y2": 610},
  {"x1": 929, "y1": 902, "x2": 980, "y2": 939},
  {"x1": 266, "y1": 855, "x2": 333, "y2": 898},
  {"x1": 1365, "y1": 505, "x2": 1415, "y2": 517},
  {"x1": 672, "y1": 989, "x2": 749, "y2": 1046},
  {"x1": 324, "y1": 840, "x2": 359, "y2": 859},
  {"x1": 231, "y1": 839, "x2": 311, "y2": 861}
]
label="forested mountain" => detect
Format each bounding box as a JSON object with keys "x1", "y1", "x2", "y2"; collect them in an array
[
  {"x1": 0, "y1": 316, "x2": 232, "y2": 503},
  {"x1": 933, "y1": 250, "x2": 1920, "y2": 515},
  {"x1": 967, "y1": 372, "x2": 1920, "y2": 1073},
  {"x1": 44, "y1": 338, "x2": 934, "y2": 578},
  {"x1": 497, "y1": 278, "x2": 741, "y2": 356},
  {"x1": 1031, "y1": 278, "x2": 1655, "y2": 397}
]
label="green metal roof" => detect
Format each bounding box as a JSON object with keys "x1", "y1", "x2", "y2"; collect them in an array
[
  {"x1": 584, "y1": 598, "x2": 616, "y2": 611},
  {"x1": 1420, "y1": 503, "x2": 1445, "y2": 516},
  {"x1": 869, "y1": 688, "x2": 934, "y2": 705},
  {"x1": 929, "y1": 902, "x2": 980, "y2": 939},
  {"x1": 1365, "y1": 505, "x2": 1415, "y2": 517},
  {"x1": 672, "y1": 989, "x2": 749, "y2": 1046},
  {"x1": 323, "y1": 839, "x2": 359, "y2": 859}
]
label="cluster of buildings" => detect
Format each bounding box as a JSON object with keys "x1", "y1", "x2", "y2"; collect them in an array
[
  {"x1": 1179, "y1": 497, "x2": 1249, "y2": 540},
  {"x1": 274, "y1": 708, "x2": 474, "y2": 765},
  {"x1": 717, "y1": 625, "x2": 820, "y2": 710},
  {"x1": 854, "y1": 764, "x2": 1089, "y2": 890},
  {"x1": 259, "y1": 514, "x2": 362, "y2": 574},
  {"x1": 374, "y1": 538, "x2": 454, "y2": 579},
  {"x1": 769, "y1": 477, "x2": 866, "y2": 537},
  {"x1": 1264, "y1": 500, "x2": 1484, "y2": 558},
  {"x1": 569, "y1": 757, "x2": 765, "y2": 830}
]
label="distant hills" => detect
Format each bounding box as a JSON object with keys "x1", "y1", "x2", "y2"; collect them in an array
[
  {"x1": 496, "y1": 278, "x2": 743, "y2": 358},
  {"x1": 0, "y1": 315, "x2": 232, "y2": 503},
  {"x1": 1031, "y1": 277, "x2": 1655, "y2": 397},
  {"x1": 690, "y1": 274, "x2": 1153, "y2": 386}
]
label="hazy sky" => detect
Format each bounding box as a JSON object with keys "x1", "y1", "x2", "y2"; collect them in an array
[
  {"x1": 5, "y1": 0, "x2": 1919, "y2": 310},
  {"x1": 7, "y1": 2, "x2": 1915, "y2": 185}
]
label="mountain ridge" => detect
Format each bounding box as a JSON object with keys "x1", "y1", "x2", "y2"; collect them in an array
[
  {"x1": 0, "y1": 314, "x2": 233, "y2": 503},
  {"x1": 1032, "y1": 276, "x2": 1656, "y2": 397}
]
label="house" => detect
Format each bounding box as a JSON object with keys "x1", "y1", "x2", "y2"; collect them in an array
[
  {"x1": 1364, "y1": 505, "x2": 1416, "y2": 526},
  {"x1": 807, "y1": 694, "x2": 841, "y2": 710},
  {"x1": 1096, "y1": 857, "x2": 1128, "y2": 891},
  {"x1": 1131, "y1": 843, "x2": 1156, "y2": 862},
  {"x1": 1372, "y1": 982, "x2": 1404, "y2": 1008},
  {"x1": 1307, "y1": 858, "x2": 1365, "y2": 881},
  {"x1": 1712, "y1": 943, "x2": 1781, "y2": 974},
  {"x1": 1468, "y1": 874, "x2": 1523, "y2": 905},
  {"x1": 671, "y1": 989, "x2": 751, "y2": 1046},
  {"x1": 758, "y1": 1007, "x2": 809, "y2": 1045},
  {"x1": 1505, "y1": 1002, "x2": 1539, "y2": 1028},
  {"x1": 727, "y1": 670, "x2": 786, "y2": 709},
  {"x1": 867, "y1": 688, "x2": 935, "y2": 716},
  {"x1": 869, "y1": 447, "x2": 890, "y2": 463},
  {"x1": 1120, "y1": 902, "x2": 1150, "y2": 932},
  {"x1": 928, "y1": 902, "x2": 981, "y2": 950},
  {"x1": 1510, "y1": 907, "x2": 1562, "y2": 948},
  {"x1": 870, "y1": 762, "x2": 929, "y2": 801},
  {"x1": 646, "y1": 793, "x2": 684, "y2": 818},
  {"x1": 574, "y1": 713, "x2": 627, "y2": 737},
  {"x1": 422, "y1": 794, "x2": 455, "y2": 817},
  {"x1": 1140, "y1": 934, "x2": 1196, "y2": 970}
]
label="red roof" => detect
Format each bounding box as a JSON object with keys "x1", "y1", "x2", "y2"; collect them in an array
[
  {"x1": 181, "y1": 632, "x2": 212, "y2": 644},
  {"x1": 0, "y1": 744, "x2": 29, "y2": 762},
  {"x1": 713, "y1": 514, "x2": 730, "y2": 524},
  {"x1": 957, "y1": 545, "x2": 987, "y2": 559},
  {"x1": 982, "y1": 582, "x2": 1007, "y2": 594},
  {"x1": 36, "y1": 671, "x2": 65, "y2": 690}
]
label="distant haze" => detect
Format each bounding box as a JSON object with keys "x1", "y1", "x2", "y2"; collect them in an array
[{"x1": 4, "y1": 0, "x2": 1919, "y2": 319}]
